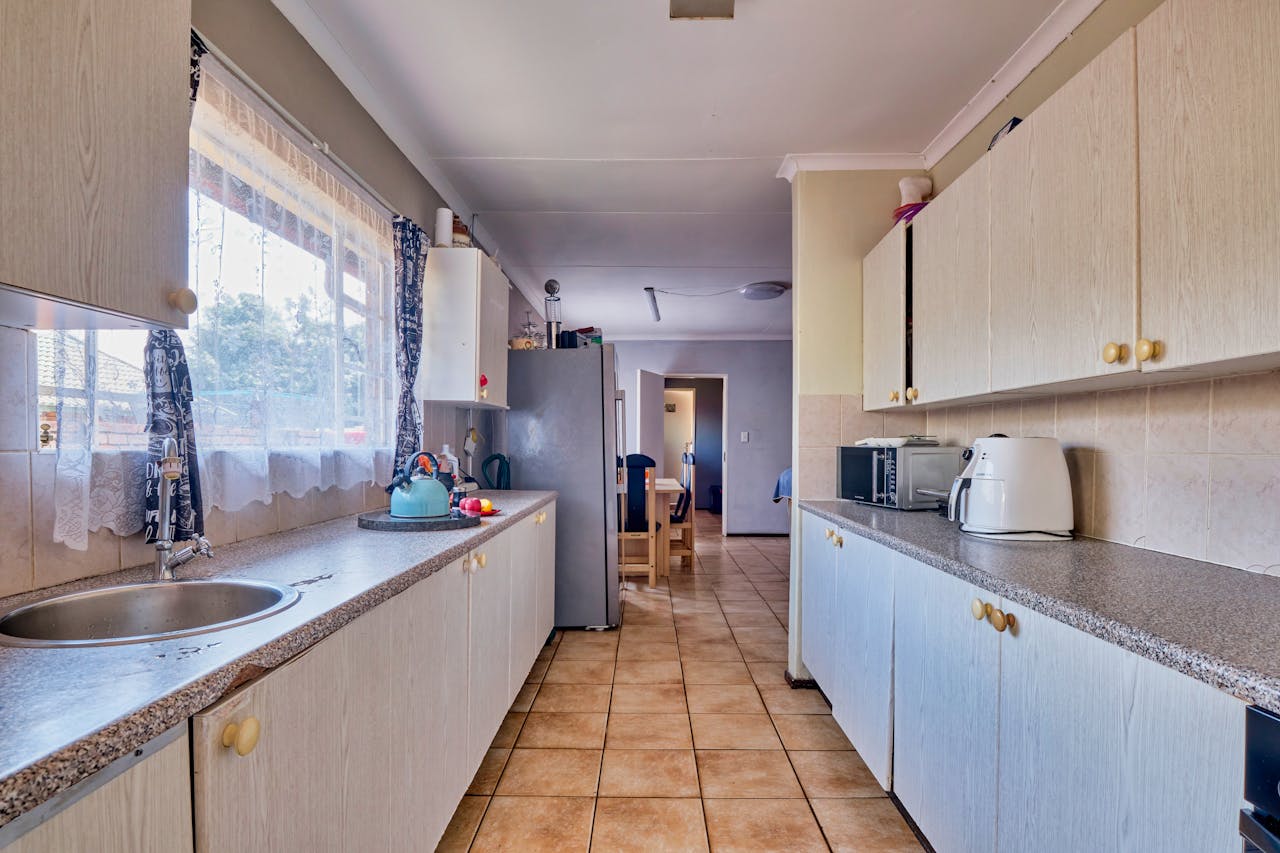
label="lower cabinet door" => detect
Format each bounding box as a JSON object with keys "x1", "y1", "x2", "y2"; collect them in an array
[
  {"x1": 508, "y1": 515, "x2": 540, "y2": 701},
  {"x1": 832, "y1": 537, "x2": 894, "y2": 790},
  {"x1": 996, "y1": 601, "x2": 1244, "y2": 853},
  {"x1": 536, "y1": 502, "x2": 557, "y2": 642},
  {"x1": 468, "y1": 533, "x2": 513, "y2": 776},
  {"x1": 893, "y1": 555, "x2": 999, "y2": 853},
  {"x1": 800, "y1": 512, "x2": 837, "y2": 688}
]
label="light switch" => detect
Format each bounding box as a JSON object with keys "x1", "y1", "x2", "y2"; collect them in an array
[{"x1": 740, "y1": 431, "x2": 749, "y2": 443}]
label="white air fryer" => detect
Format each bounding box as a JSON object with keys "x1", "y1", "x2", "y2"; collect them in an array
[{"x1": 947, "y1": 437, "x2": 1074, "y2": 541}]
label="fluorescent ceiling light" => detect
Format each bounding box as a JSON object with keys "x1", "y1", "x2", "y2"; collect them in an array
[
  {"x1": 644, "y1": 287, "x2": 661, "y2": 321},
  {"x1": 670, "y1": 0, "x2": 734, "y2": 20}
]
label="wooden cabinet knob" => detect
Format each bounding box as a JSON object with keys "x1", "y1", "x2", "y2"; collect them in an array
[
  {"x1": 890, "y1": 391, "x2": 900, "y2": 403},
  {"x1": 479, "y1": 387, "x2": 489, "y2": 400},
  {"x1": 1135, "y1": 338, "x2": 1163, "y2": 363},
  {"x1": 221, "y1": 716, "x2": 261, "y2": 756},
  {"x1": 824, "y1": 528, "x2": 834, "y2": 540},
  {"x1": 477, "y1": 552, "x2": 487, "y2": 569},
  {"x1": 833, "y1": 535, "x2": 844, "y2": 548},
  {"x1": 970, "y1": 598, "x2": 985, "y2": 620},
  {"x1": 168, "y1": 288, "x2": 198, "y2": 315},
  {"x1": 990, "y1": 608, "x2": 1008, "y2": 632},
  {"x1": 1101, "y1": 342, "x2": 1129, "y2": 364},
  {"x1": 906, "y1": 387, "x2": 919, "y2": 401}
]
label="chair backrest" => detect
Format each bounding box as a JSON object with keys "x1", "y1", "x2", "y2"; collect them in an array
[
  {"x1": 672, "y1": 452, "x2": 695, "y2": 523},
  {"x1": 623, "y1": 453, "x2": 657, "y2": 533}
]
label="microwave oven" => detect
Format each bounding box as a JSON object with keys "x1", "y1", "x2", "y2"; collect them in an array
[{"x1": 837, "y1": 445, "x2": 963, "y2": 510}]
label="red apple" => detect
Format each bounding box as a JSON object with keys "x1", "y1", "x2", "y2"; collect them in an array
[{"x1": 461, "y1": 497, "x2": 482, "y2": 512}]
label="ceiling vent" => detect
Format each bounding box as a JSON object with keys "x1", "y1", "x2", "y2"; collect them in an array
[{"x1": 670, "y1": 0, "x2": 734, "y2": 20}]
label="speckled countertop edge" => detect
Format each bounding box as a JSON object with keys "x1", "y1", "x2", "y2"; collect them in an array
[
  {"x1": 799, "y1": 499, "x2": 1280, "y2": 713},
  {"x1": 0, "y1": 491, "x2": 556, "y2": 828}
]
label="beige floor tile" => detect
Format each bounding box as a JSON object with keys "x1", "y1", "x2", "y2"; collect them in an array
[
  {"x1": 686, "y1": 684, "x2": 766, "y2": 714},
  {"x1": 772, "y1": 714, "x2": 853, "y2": 751},
  {"x1": 556, "y1": 642, "x2": 620, "y2": 661},
  {"x1": 621, "y1": 625, "x2": 678, "y2": 643},
  {"x1": 598, "y1": 749, "x2": 700, "y2": 798},
  {"x1": 724, "y1": 611, "x2": 783, "y2": 628},
  {"x1": 679, "y1": 641, "x2": 744, "y2": 662},
  {"x1": 559, "y1": 630, "x2": 620, "y2": 648},
  {"x1": 695, "y1": 750, "x2": 803, "y2": 798},
  {"x1": 613, "y1": 659, "x2": 684, "y2": 684},
  {"x1": 606, "y1": 714, "x2": 694, "y2": 749},
  {"x1": 471, "y1": 796, "x2": 595, "y2": 853},
  {"x1": 737, "y1": 642, "x2": 789, "y2": 663},
  {"x1": 616, "y1": 641, "x2": 681, "y2": 662},
  {"x1": 531, "y1": 683, "x2": 613, "y2": 713},
  {"x1": 676, "y1": 627, "x2": 736, "y2": 644},
  {"x1": 689, "y1": 715, "x2": 783, "y2": 750},
  {"x1": 466, "y1": 748, "x2": 509, "y2": 795},
  {"x1": 810, "y1": 797, "x2": 923, "y2": 852},
  {"x1": 525, "y1": 657, "x2": 550, "y2": 683},
  {"x1": 543, "y1": 659, "x2": 616, "y2": 685},
  {"x1": 495, "y1": 748, "x2": 603, "y2": 796},
  {"x1": 611, "y1": 683, "x2": 688, "y2": 714},
  {"x1": 591, "y1": 798, "x2": 709, "y2": 852},
  {"x1": 759, "y1": 686, "x2": 831, "y2": 715},
  {"x1": 745, "y1": 662, "x2": 790, "y2": 687},
  {"x1": 516, "y1": 712, "x2": 608, "y2": 749},
  {"x1": 718, "y1": 601, "x2": 775, "y2": 615},
  {"x1": 621, "y1": 610, "x2": 676, "y2": 627},
  {"x1": 789, "y1": 750, "x2": 883, "y2": 798},
  {"x1": 702, "y1": 799, "x2": 828, "y2": 852},
  {"x1": 436, "y1": 795, "x2": 488, "y2": 852},
  {"x1": 730, "y1": 626, "x2": 789, "y2": 645},
  {"x1": 491, "y1": 712, "x2": 525, "y2": 749},
  {"x1": 681, "y1": 659, "x2": 753, "y2": 685},
  {"x1": 713, "y1": 589, "x2": 764, "y2": 601},
  {"x1": 511, "y1": 682, "x2": 539, "y2": 713}
]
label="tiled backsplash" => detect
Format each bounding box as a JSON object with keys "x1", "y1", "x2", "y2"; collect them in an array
[
  {"x1": 0, "y1": 326, "x2": 389, "y2": 599},
  {"x1": 797, "y1": 371, "x2": 1280, "y2": 574}
]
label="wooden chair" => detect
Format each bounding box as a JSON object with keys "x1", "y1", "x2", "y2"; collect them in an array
[
  {"x1": 667, "y1": 452, "x2": 696, "y2": 573},
  {"x1": 617, "y1": 454, "x2": 665, "y2": 587}
]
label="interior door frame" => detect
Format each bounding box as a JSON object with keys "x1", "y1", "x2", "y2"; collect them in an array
[{"x1": 661, "y1": 373, "x2": 728, "y2": 538}]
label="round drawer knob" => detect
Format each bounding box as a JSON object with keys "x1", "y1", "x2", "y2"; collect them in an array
[
  {"x1": 906, "y1": 387, "x2": 919, "y2": 401},
  {"x1": 477, "y1": 552, "x2": 487, "y2": 569},
  {"x1": 1135, "y1": 338, "x2": 1163, "y2": 363},
  {"x1": 990, "y1": 609, "x2": 1008, "y2": 632},
  {"x1": 479, "y1": 387, "x2": 489, "y2": 400},
  {"x1": 824, "y1": 528, "x2": 834, "y2": 540},
  {"x1": 168, "y1": 288, "x2": 199, "y2": 315},
  {"x1": 1101, "y1": 342, "x2": 1128, "y2": 364},
  {"x1": 221, "y1": 716, "x2": 261, "y2": 756},
  {"x1": 970, "y1": 598, "x2": 985, "y2": 620},
  {"x1": 890, "y1": 391, "x2": 900, "y2": 403}
]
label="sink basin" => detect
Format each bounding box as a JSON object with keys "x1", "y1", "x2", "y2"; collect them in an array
[{"x1": 0, "y1": 579, "x2": 301, "y2": 648}]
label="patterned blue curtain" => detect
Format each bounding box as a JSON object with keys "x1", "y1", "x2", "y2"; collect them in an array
[
  {"x1": 144, "y1": 332, "x2": 205, "y2": 542},
  {"x1": 392, "y1": 216, "x2": 428, "y2": 476}
]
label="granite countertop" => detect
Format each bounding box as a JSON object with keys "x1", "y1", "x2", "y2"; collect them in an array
[
  {"x1": 800, "y1": 499, "x2": 1280, "y2": 713},
  {"x1": 0, "y1": 490, "x2": 556, "y2": 828}
]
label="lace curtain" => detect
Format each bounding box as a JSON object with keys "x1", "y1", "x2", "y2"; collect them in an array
[{"x1": 47, "y1": 55, "x2": 397, "y2": 549}]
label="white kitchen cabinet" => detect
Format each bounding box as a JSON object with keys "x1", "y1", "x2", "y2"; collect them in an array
[
  {"x1": 1137, "y1": 0, "x2": 1280, "y2": 374},
  {"x1": 466, "y1": 532, "x2": 513, "y2": 776},
  {"x1": 508, "y1": 515, "x2": 540, "y2": 702},
  {"x1": 996, "y1": 600, "x2": 1244, "y2": 853},
  {"x1": 911, "y1": 158, "x2": 990, "y2": 404},
  {"x1": 832, "y1": 536, "x2": 895, "y2": 790},
  {"x1": 536, "y1": 502, "x2": 557, "y2": 642},
  {"x1": 799, "y1": 511, "x2": 839, "y2": 690},
  {"x1": 893, "y1": 553, "x2": 999, "y2": 853},
  {"x1": 862, "y1": 224, "x2": 909, "y2": 412},
  {"x1": 2, "y1": 729, "x2": 191, "y2": 853},
  {"x1": 988, "y1": 30, "x2": 1139, "y2": 391},
  {"x1": 0, "y1": 0, "x2": 191, "y2": 329},
  {"x1": 416, "y1": 247, "x2": 510, "y2": 408}
]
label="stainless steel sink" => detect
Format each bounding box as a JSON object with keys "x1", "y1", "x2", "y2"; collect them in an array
[{"x1": 0, "y1": 579, "x2": 301, "y2": 647}]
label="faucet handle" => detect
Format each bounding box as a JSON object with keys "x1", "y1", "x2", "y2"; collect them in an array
[{"x1": 194, "y1": 536, "x2": 213, "y2": 558}]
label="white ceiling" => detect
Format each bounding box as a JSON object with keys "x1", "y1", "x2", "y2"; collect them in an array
[{"x1": 273, "y1": 0, "x2": 1082, "y2": 339}]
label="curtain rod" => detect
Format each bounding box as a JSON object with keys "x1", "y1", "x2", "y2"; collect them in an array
[{"x1": 193, "y1": 26, "x2": 399, "y2": 220}]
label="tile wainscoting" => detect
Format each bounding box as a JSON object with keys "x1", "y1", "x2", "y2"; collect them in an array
[{"x1": 797, "y1": 370, "x2": 1280, "y2": 574}]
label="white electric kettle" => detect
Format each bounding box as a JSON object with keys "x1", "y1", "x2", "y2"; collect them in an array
[{"x1": 947, "y1": 436, "x2": 1074, "y2": 541}]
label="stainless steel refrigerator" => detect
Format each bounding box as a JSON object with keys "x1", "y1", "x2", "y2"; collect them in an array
[{"x1": 507, "y1": 346, "x2": 622, "y2": 628}]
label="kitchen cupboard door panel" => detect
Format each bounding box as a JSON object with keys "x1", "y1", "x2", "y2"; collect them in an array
[
  {"x1": 1138, "y1": 0, "x2": 1280, "y2": 371},
  {"x1": 508, "y1": 515, "x2": 540, "y2": 701},
  {"x1": 478, "y1": 255, "x2": 510, "y2": 407},
  {"x1": 892, "y1": 555, "x2": 998, "y2": 853},
  {"x1": 337, "y1": 605, "x2": 394, "y2": 850},
  {"x1": 5, "y1": 731, "x2": 191, "y2": 853},
  {"x1": 799, "y1": 511, "x2": 837, "y2": 690},
  {"x1": 989, "y1": 31, "x2": 1138, "y2": 391},
  {"x1": 536, "y1": 502, "x2": 558, "y2": 641},
  {"x1": 911, "y1": 159, "x2": 990, "y2": 404},
  {"x1": 468, "y1": 533, "x2": 513, "y2": 775},
  {"x1": 0, "y1": 0, "x2": 189, "y2": 327},
  {"x1": 438, "y1": 557, "x2": 474, "y2": 810},
  {"x1": 995, "y1": 599, "x2": 1132, "y2": 851},
  {"x1": 832, "y1": 537, "x2": 894, "y2": 789},
  {"x1": 862, "y1": 224, "x2": 908, "y2": 411}
]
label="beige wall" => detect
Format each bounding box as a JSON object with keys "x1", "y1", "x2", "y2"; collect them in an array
[
  {"x1": 929, "y1": 0, "x2": 1164, "y2": 192},
  {"x1": 192, "y1": 0, "x2": 448, "y2": 231}
]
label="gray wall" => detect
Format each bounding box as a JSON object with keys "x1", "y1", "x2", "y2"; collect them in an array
[
  {"x1": 613, "y1": 341, "x2": 791, "y2": 535},
  {"x1": 665, "y1": 378, "x2": 723, "y2": 510}
]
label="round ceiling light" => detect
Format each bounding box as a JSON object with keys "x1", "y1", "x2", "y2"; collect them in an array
[{"x1": 739, "y1": 281, "x2": 791, "y2": 301}]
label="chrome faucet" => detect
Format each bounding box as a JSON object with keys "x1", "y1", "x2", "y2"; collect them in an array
[{"x1": 155, "y1": 436, "x2": 212, "y2": 581}]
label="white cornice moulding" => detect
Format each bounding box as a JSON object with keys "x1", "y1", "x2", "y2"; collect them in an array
[
  {"x1": 920, "y1": 0, "x2": 1105, "y2": 168},
  {"x1": 776, "y1": 153, "x2": 927, "y2": 182},
  {"x1": 268, "y1": 0, "x2": 498, "y2": 252}
]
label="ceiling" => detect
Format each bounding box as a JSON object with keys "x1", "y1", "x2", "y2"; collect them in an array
[{"x1": 273, "y1": 0, "x2": 1081, "y2": 340}]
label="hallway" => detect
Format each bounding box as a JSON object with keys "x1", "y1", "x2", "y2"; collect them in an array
[{"x1": 436, "y1": 511, "x2": 922, "y2": 852}]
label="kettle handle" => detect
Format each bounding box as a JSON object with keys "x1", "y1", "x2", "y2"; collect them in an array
[{"x1": 948, "y1": 477, "x2": 972, "y2": 523}]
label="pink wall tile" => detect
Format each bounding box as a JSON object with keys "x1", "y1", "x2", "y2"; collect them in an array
[
  {"x1": 991, "y1": 402, "x2": 1022, "y2": 437},
  {"x1": 1212, "y1": 371, "x2": 1280, "y2": 454},
  {"x1": 796, "y1": 446, "x2": 836, "y2": 500},
  {"x1": 1064, "y1": 449, "x2": 1095, "y2": 537},
  {"x1": 1055, "y1": 392, "x2": 1098, "y2": 450},
  {"x1": 838, "y1": 395, "x2": 883, "y2": 445},
  {"x1": 1208, "y1": 455, "x2": 1280, "y2": 572},
  {"x1": 1148, "y1": 381, "x2": 1211, "y2": 453},
  {"x1": 1093, "y1": 452, "x2": 1146, "y2": 546},
  {"x1": 1095, "y1": 388, "x2": 1148, "y2": 455},
  {"x1": 1143, "y1": 453, "x2": 1210, "y2": 560},
  {"x1": 1021, "y1": 398, "x2": 1056, "y2": 438},
  {"x1": 798, "y1": 395, "x2": 841, "y2": 447},
  {"x1": 965, "y1": 404, "x2": 994, "y2": 444},
  {"x1": 882, "y1": 408, "x2": 927, "y2": 439}
]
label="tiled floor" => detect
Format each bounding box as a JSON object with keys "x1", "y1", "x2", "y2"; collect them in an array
[{"x1": 437, "y1": 511, "x2": 924, "y2": 852}]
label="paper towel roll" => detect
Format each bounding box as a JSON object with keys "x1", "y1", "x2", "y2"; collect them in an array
[{"x1": 434, "y1": 208, "x2": 454, "y2": 247}]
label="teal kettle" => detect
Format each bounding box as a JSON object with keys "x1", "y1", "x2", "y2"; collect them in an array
[{"x1": 389, "y1": 451, "x2": 451, "y2": 519}]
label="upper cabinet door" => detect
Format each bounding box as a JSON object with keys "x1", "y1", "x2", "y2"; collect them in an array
[
  {"x1": 1138, "y1": 0, "x2": 1280, "y2": 372},
  {"x1": 419, "y1": 248, "x2": 510, "y2": 407},
  {"x1": 862, "y1": 224, "x2": 908, "y2": 411},
  {"x1": 0, "y1": 0, "x2": 190, "y2": 328},
  {"x1": 477, "y1": 253, "x2": 510, "y2": 408},
  {"x1": 989, "y1": 31, "x2": 1139, "y2": 391},
  {"x1": 912, "y1": 159, "x2": 990, "y2": 405}
]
